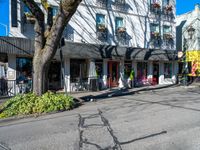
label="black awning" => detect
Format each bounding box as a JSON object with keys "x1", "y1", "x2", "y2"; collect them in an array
[
  {"x1": 61, "y1": 41, "x2": 178, "y2": 61},
  {"x1": 0, "y1": 36, "x2": 34, "y2": 55}
]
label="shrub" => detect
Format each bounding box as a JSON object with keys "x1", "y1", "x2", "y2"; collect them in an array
[{"x1": 0, "y1": 92, "x2": 74, "y2": 119}]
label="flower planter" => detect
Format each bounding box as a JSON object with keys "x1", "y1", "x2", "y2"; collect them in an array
[
  {"x1": 153, "y1": 3, "x2": 160, "y2": 9},
  {"x1": 117, "y1": 27, "x2": 126, "y2": 33},
  {"x1": 97, "y1": 24, "x2": 106, "y2": 32}
]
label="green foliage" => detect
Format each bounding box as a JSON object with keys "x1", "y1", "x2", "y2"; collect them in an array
[{"x1": 0, "y1": 92, "x2": 74, "y2": 119}]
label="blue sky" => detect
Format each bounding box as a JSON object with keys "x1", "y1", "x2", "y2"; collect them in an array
[{"x1": 176, "y1": 0, "x2": 200, "y2": 15}]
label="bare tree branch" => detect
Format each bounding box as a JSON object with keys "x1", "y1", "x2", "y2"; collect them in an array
[
  {"x1": 22, "y1": 0, "x2": 45, "y2": 50},
  {"x1": 43, "y1": 0, "x2": 82, "y2": 61}
]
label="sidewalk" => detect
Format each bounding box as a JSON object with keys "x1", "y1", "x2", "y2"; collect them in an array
[{"x1": 70, "y1": 84, "x2": 179, "y2": 102}]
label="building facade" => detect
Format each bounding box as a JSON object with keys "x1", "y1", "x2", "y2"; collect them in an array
[
  {"x1": 176, "y1": 4, "x2": 200, "y2": 79},
  {"x1": 0, "y1": 0, "x2": 178, "y2": 94}
]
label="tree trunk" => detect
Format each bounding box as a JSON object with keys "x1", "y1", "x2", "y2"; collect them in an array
[
  {"x1": 22, "y1": 0, "x2": 82, "y2": 96},
  {"x1": 33, "y1": 52, "x2": 45, "y2": 96}
]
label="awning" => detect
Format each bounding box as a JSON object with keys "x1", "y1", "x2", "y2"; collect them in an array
[
  {"x1": 0, "y1": 36, "x2": 34, "y2": 55},
  {"x1": 60, "y1": 41, "x2": 178, "y2": 61},
  {"x1": 0, "y1": 37, "x2": 177, "y2": 61}
]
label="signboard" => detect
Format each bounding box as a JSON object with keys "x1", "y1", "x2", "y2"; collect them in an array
[{"x1": 186, "y1": 50, "x2": 200, "y2": 76}]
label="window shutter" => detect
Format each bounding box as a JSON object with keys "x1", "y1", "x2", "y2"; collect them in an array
[{"x1": 11, "y1": 0, "x2": 18, "y2": 27}]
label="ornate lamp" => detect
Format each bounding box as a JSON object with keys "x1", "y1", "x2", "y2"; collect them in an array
[{"x1": 187, "y1": 26, "x2": 195, "y2": 39}]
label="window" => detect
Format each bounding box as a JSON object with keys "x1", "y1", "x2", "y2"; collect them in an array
[
  {"x1": 16, "y1": 57, "x2": 32, "y2": 83},
  {"x1": 96, "y1": 0, "x2": 107, "y2": 7},
  {"x1": 63, "y1": 24, "x2": 74, "y2": 41},
  {"x1": 52, "y1": 7, "x2": 58, "y2": 16},
  {"x1": 96, "y1": 14, "x2": 105, "y2": 25},
  {"x1": 11, "y1": 0, "x2": 18, "y2": 27},
  {"x1": 70, "y1": 59, "x2": 88, "y2": 82},
  {"x1": 163, "y1": 0, "x2": 170, "y2": 6},
  {"x1": 137, "y1": 62, "x2": 147, "y2": 80},
  {"x1": 124, "y1": 61, "x2": 132, "y2": 80},
  {"x1": 115, "y1": 17, "x2": 123, "y2": 29},
  {"x1": 163, "y1": 25, "x2": 171, "y2": 34},
  {"x1": 164, "y1": 63, "x2": 172, "y2": 78},
  {"x1": 150, "y1": 23, "x2": 159, "y2": 33},
  {"x1": 95, "y1": 60, "x2": 103, "y2": 79},
  {"x1": 96, "y1": 14, "x2": 107, "y2": 40}
]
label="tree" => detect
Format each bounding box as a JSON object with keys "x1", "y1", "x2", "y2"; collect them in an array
[{"x1": 21, "y1": 0, "x2": 82, "y2": 96}]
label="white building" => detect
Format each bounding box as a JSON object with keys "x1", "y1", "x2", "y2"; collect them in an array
[
  {"x1": 0, "y1": 0, "x2": 178, "y2": 94},
  {"x1": 176, "y1": 4, "x2": 200, "y2": 78}
]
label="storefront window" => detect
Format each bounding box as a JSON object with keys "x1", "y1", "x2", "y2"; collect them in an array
[
  {"x1": 0, "y1": 53, "x2": 7, "y2": 78},
  {"x1": 137, "y1": 62, "x2": 147, "y2": 80},
  {"x1": 16, "y1": 57, "x2": 32, "y2": 83},
  {"x1": 164, "y1": 63, "x2": 172, "y2": 78},
  {"x1": 95, "y1": 60, "x2": 103, "y2": 79},
  {"x1": 124, "y1": 61, "x2": 132, "y2": 79},
  {"x1": 70, "y1": 59, "x2": 88, "y2": 82}
]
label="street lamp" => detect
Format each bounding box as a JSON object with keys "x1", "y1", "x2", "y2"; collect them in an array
[
  {"x1": 0, "y1": 23, "x2": 8, "y2": 36},
  {"x1": 187, "y1": 26, "x2": 195, "y2": 39}
]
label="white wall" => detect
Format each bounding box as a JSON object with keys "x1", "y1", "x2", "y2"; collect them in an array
[{"x1": 10, "y1": 0, "x2": 176, "y2": 51}]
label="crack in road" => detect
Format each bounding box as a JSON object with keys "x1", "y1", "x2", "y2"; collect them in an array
[{"x1": 78, "y1": 110, "x2": 121, "y2": 150}]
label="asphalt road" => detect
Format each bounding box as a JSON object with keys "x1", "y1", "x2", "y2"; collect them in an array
[{"x1": 0, "y1": 86, "x2": 200, "y2": 150}]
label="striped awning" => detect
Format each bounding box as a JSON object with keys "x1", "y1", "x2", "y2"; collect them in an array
[{"x1": 0, "y1": 36, "x2": 34, "y2": 55}]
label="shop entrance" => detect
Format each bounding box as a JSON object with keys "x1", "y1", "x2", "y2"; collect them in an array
[
  {"x1": 48, "y1": 61, "x2": 61, "y2": 90},
  {"x1": 153, "y1": 62, "x2": 159, "y2": 84},
  {"x1": 108, "y1": 61, "x2": 119, "y2": 87}
]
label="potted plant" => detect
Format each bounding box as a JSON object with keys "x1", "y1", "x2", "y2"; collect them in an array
[
  {"x1": 153, "y1": 2, "x2": 160, "y2": 9},
  {"x1": 25, "y1": 12, "x2": 35, "y2": 24},
  {"x1": 163, "y1": 33, "x2": 172, "y2": 40},
  {"x1": 166, "y1": 5, "x2": 173, "y2": 12},
  {"x1": 97, "y1": 24, "x2": 106, "y2": 32},
  {"x1": 117, "y1": 27, "x2": 126, "y2": 33}
]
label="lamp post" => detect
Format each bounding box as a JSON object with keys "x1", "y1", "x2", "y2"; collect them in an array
[{"x1": 0, "y1": 23, "x2": 8, "y2": 36}]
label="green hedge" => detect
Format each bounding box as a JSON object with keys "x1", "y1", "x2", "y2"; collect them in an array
[{"x1": 0, "y1": 92, "x2": 74, "y2": 119}]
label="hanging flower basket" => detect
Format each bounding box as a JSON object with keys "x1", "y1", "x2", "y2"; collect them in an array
[
  {"x1": 163, "y1": 33, "x2": 172, "y2": 40},
  {"x1": 151, "y1": 32, "x2": 160, "y2": 38},
  {"x1": 97, "y1": 24, "x2": 106, "y2": 32},
  {"x1": 117, "y1": 27, "x2": 126, "y2": 33},
  {"x1": 166, "y1": 5, "x2": 173, "y2": 12},
  {"x1": 153, "y1": 2, "x2": 160, "y2": 9},
  {"x1": 25, "y1": 12, "x2": 35, "y2": 24}
]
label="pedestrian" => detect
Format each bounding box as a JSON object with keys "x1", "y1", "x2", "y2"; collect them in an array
[{"x1": 129, "y1": 68, "x2": 135, "y2": 88}]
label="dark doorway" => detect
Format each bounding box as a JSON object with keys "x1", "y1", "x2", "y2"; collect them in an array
[
  {"x1": 153, "y1": 62, "x2": 159, "y2": 84},
  {"x1": 48, "y1": 61, "x2": 61, "y2": 90},
  {"x1": 107, "y1": 61, "x2": 119, "y2": 87}
]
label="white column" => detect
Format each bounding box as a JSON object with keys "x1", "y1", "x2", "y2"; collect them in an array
[
  {"x1": 102, "y1": 59, "x2": 107, "y2": 88},
  {"x1": 172, "y1": 61, "x2": 178, "y2": 84},
  {"x1": 118, "y1": 60, "x2": 124, "y2": 88},
  {"x1": 132, "y1": 61, "x2": 137, "y2": 77},
  {"x1": 7, "y1": 55, "x2": 16, "y2": 96},
  {"x1": 159, "y1": 62, "x2": 164, "y2": 84},
  {"x1": 147, "y1": 61, "x2": 153, "y2": 79},
  {"x1": 7, "y1": 55, "x2": 16, "y2": 80},
  {"x1": 64, "y1": 58, "x2": 70, "y2": 92}
]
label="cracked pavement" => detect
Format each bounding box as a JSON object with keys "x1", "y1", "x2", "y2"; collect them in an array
[{"x1": 0, "y1": 86, "x2": 200, "y2": 150}]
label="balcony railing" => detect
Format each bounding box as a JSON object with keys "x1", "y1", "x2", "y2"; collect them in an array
[
  {"x1": 163, "y1": 5, "x2": 173, "y2": 15},
  {"x1": 163, "y1": 33, "x2": 174, "y2": 49},
  {"x1": 150, "y1": 32, "x2": 161, "y2": 48},
  {"x1": 151, "y1": 32, "x2": 161, "y2": 40},
  {"x1": 96, "y1": 0, "x2": 107, "y2": 8},
  {"x1": 114, "y1": 0, "x2": 126, "y2": 11},
  {"x1": 116, "y1": 27, "x2": 127, "y2": 44},
  {"x1": 162, "y1": 5, "x2": 174, "y2": 20},
  {"x1": 96, "y1": 24, "x2": 107, "y2": 41},
  {"x1": 163, "y1": 33, "x2": 173, "y2": 41}
]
